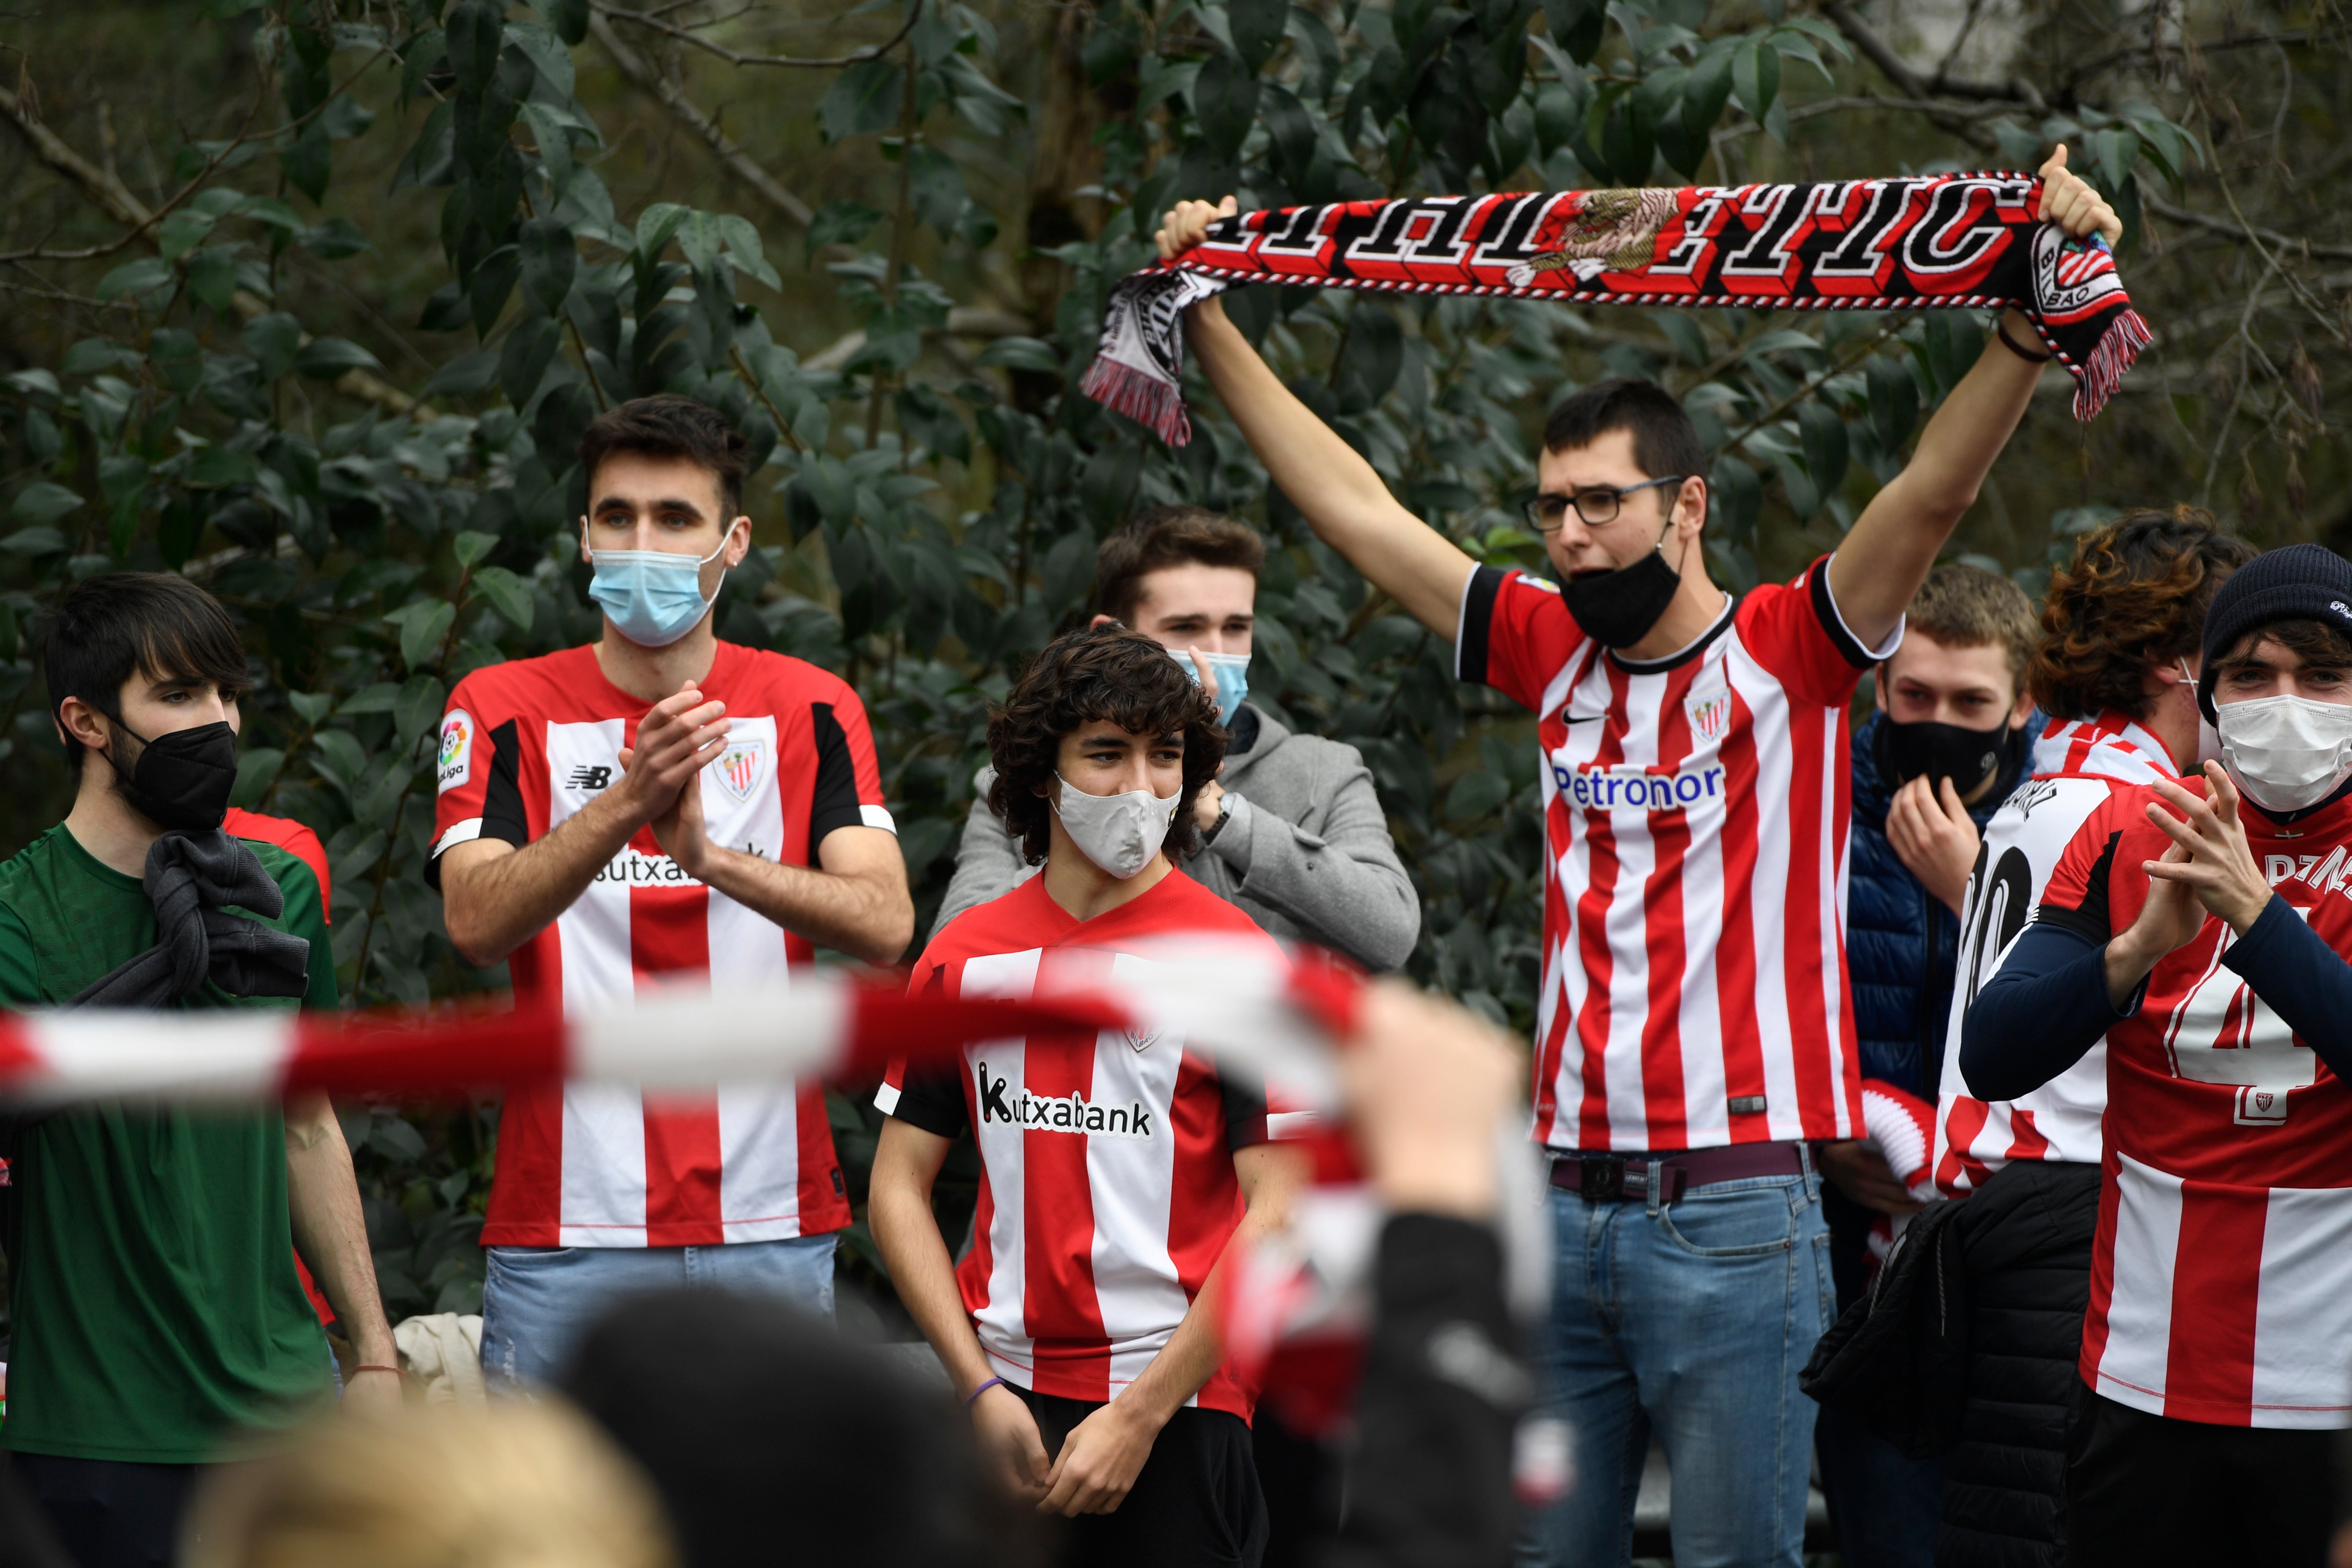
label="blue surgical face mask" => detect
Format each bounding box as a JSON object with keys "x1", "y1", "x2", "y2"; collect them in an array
[
  {"x1": 585, "y1": 523, "x2": 738, "y2": 648},
  {"x1": 1171, "y1": 648, "x2": 1250, "y2": 726}
]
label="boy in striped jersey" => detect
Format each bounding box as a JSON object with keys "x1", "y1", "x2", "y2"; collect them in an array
[
  {"x1": 870, "y1": 626, "x2": 1294, "y2": 1568},
  {"x1": 1963, "y1": 544, "x2": 2352, "y2": 1565},
  {"x1": 1157, "y1": 154, "x2": 2121, "y2": 1566},
  {"x1": 1929, "y1": 512, "x2": 2249, "y2": 1568}
]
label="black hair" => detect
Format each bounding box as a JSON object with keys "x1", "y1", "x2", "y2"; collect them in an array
[
  {"x1": 1541, "y1": 377, "x2": 1707, "y2": 487},
  {"x1": 43, "y1": 572, "x2": 248, "y2": 776},
  {"x1": 577, "y1": 393, "x2": 750, "y2": 521},
  {"x1": 986, "y1": 624, "x2": 1225, "y2": 866}
]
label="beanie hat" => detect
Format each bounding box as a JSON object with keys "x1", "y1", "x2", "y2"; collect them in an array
[{"x1": 2196, "y1": 544, "x2": 2352, "y2": 721}]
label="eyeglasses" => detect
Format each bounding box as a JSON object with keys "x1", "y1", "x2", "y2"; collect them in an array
[{"x1": 1522, "y1": 475, "x2": 1688, "y2": 533}]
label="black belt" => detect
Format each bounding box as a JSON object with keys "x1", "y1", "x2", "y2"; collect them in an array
[{"x1": 1549, "y1": 1141, "x2": 1808, "y2": 1203}]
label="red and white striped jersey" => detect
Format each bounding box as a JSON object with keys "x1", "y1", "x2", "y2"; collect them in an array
[
  {"x1": 1456, "y1": 556, "x2": 1889, "y2": 1153},
  {"x1": 1933, "y1": 713, "x2": 2178, "y2": 1194},
  {"x1": 429, "y1": 642, "x2": 894, "y2": 1248},
  {"x1": 2041, "y1": 780, "x2": 2352, "y2": 1429},
  {"x1": 877, "y1": 872, "x2": 1276, "y2": 1419}
]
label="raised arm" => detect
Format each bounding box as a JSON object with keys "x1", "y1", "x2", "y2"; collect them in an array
[
  {"x1": 1827, "y1": 145, "x2": 2121, "y2": 647},
  {"x1": 1162, "y1": 199, "x2": 1475, "y2": 640}
]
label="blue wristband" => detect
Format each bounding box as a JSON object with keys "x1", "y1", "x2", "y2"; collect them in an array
[{"x1": 965, "y1": 1376, "x2": 1006, "y2": 1409}]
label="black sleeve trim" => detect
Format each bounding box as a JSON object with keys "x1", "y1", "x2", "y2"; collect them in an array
[
  {"x1": 1221, "y1": 1071, "x2": 1270, "y2": 1152},
  {"x1": 1810, "y1": 560, "x2": 1881, "y2": 671},
  {"x1": 424, "y1": 718, "x2": 525, "y2": 891},
  {"x1": 2034, "y1": 829, "x2": 2122, "y2": 944},
  {"x1": 1454, "y1": 565, "x2": 1505, "y2": 689},
  {"x1": 807, "y1": 701, "x2": 867, "y2": 850},
  {"x1": 890, "y1": 1064, "x2": 970, "y2": 1138}
]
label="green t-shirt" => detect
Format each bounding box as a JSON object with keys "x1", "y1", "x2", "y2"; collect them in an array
[{"x1": 0, "y1": 823, "x2": 340, "y2": 1462}]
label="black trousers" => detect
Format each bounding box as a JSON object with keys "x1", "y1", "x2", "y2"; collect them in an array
[
  {"x1": 1016, "y1": 1387, "x2": 1269, "y2": 1568},
  {"x1": 9, "y1": 1454, "x2": 199, "y2": 1568},
  {"x1": 1940, "y1": 1159, "x2": 2102, "y2": 1568},
  {"x1": 2066, "y1": 1391, "x2": 2331, "y2": 1568}
]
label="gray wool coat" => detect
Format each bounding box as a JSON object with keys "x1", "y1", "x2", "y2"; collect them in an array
[{"x1": 931, "y1": 705, "x2": 1421, "y2": 972}]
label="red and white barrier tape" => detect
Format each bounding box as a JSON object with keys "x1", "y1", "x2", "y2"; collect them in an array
[{"x1": 0, "y1": 939, "x2": 1367, "y2": 1108}]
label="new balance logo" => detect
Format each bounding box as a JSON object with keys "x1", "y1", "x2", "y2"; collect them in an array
[
  {"x1": 567, "y1": 765, "x2": 612, "y2": 790},
  {"x1": 975, "y1": 1062, "x2": 1154, "y2": 1138}
]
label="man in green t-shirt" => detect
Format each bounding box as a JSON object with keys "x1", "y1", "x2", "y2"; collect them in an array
[{"x1": 0, "y1": 573, "x2": 396, "y2": 1568}]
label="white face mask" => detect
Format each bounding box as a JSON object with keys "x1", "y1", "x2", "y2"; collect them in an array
[
  {"x1": 2215, "y1": 693, "x2": 2352, "y2": 811},
  {"x1": 1052, "y1": 773, "x2": 1181, "y2": 879}
]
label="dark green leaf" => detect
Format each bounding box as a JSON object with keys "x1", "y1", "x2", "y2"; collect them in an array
[
  {"x1": 1193, "y1": 54, "x2": 1261, "y2": 160},
  {"x1": 906, "y1": 147, "x2": 968, "y2": 237},
  {"x1": 819, "y1": 59, "x2": 906, "y2": 142},
  {"x1": 97, "y1": 258, "x2": 174, "y2": 301},
  {"x1": 1798, "y1": 399, "x2": 1848, "y2": 500},
  {"x1": 10, "y1": 482, "x2": 84, "y2": 528},
  {"x1": 391, "y1": 597, "x2": 458, "y2": 669},
  {"x1": 1708, "y1": 453, "x2": 1761, "y2": 544},
  {"x1": 1538, "y1": 0, "x2": 1604, "y2": 63},
  {"x1": 1229, "y1": 0, "x2": 1286, "y2": 72},
  {"x1": 471, "y1": 245, "x2": 521, "y2": 336},
  {"x1": 284, "y1": 121, "x2": 332, "y2": 204},
  {"x1": 976, "y1": 337, "x2": 1062, "y2": 373},
  {"x1": 394, "y1": 674, "x2": 446, "y2": 745},
  {"x1": 444, "y1": 0, "x2": 502, "y2": 96},
  {"x1": 806, "y1": 200, "x2": 885, "y2": 260},
  {"x1": 1867, "y1": 353, "x2": 1918, "y2": 452},
  {"x1": 471, "y1": 565, "x2": 535, "y2": 632},
  {"x1": 1733, "y1": 40, "x2": 1780, "y2": 123},
  {"x1": 518, "y1": 218, "x2": 577, "y2": 316},
  {"x1": 242, "y1": 313, "x2": 303, "y2": 381},
  {"x1": 543, "y1": 0, "x2": 589, "y2": 45},
  {"x1": 230, "y1": 747, "x2": 285, "y2": 809},
  {"x1": 293, "y1": 338, "x2": 384, "y2": 379},
  {"x1": 422, "y1": 350, "x2": 499, "y2": 397},
  {"x1": 1, "y1": 526, "x2": 67, "y2": 555},
  {"x1": 1446, "y1": 769, "x2": 1510, "y2": 821},
  {"x1": 497, "y1": 317, "x2": 562, "y2": 404}
]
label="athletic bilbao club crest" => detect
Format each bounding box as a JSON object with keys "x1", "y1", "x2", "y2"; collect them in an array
[
  {"x1": 1124, "y1": 1028, "x2": 1160, "y2": 1054},
  {"x1": 1685, "y1": 688, "x2": 1732, "y2": 745},
  {"x1": 713, "y1": 739, "x2": 766, "y2": 802}
]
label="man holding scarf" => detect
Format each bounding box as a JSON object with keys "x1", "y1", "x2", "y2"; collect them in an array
[
  {"x1": 0, "y1": 573, "x2": 395, "y2": 1568},
  {"x1": 1153, "y1": 148, "x2": 2119, "y2": 1565}
]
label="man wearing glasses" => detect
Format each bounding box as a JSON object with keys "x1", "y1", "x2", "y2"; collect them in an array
[{"x1": 1155, "y1": 157, "x2": 2119, "y2": 1567}]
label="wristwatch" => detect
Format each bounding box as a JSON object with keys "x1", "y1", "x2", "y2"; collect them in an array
[{"x1": 1202, "y1": 794, "x2": 1233, "y2": 846}]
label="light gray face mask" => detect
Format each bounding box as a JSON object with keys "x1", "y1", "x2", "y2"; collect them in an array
[
  {"x1": 2215, "y1": 693, "x2": 2352, "y2": 811},
  {"x1": 1052, "y1": 773, "x2": 1181, "y2": 879}
]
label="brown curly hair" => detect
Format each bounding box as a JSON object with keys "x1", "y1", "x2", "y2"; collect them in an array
[
  {"x1": 2027, "y1": 508, "x2": 2258, "y2": 722},
  {"x1": 987, "y1": 624, "x2": 1226, "y2": 866}
]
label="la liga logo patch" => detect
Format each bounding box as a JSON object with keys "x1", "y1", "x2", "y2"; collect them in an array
[{"x1": 437, "y1": 710, "x2": 473, "y2": 794}]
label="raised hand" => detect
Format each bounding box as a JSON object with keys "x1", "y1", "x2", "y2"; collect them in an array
[
  {"x1": 615, "y1": 678, "x2": 728, "y2": 830},
  {"x1": 1155, "y1": 195, "x2": 1238, "y2": 263},
  {"x1": 1885, "y1": 773, "x2": 1981, "y2": 916},
  {"x1": 2141, "y1": 762, "x2": 2275, "y2": 934},
  {"x1": 2036, "y1": 143, "x2": 2123, "y2": 246}
]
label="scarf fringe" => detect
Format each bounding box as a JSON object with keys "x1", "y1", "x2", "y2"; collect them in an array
[
  {"x1": 1079, "y1": 353, "x2": 1194, "y2": 446},
  {"x1": 2071, "y1": 307, "x2": 2153, "y2": 422}
]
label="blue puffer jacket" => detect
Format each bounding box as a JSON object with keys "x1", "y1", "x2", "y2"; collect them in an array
[{"x1": 1845, "y1": 710, "x2": 2038, "y2": 1101}]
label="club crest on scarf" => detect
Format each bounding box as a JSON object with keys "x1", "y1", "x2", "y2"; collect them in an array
[
  {"x1": 713, "y1": 739, "x2": 766, "y2": 803},
  {"x1": 1083, "y1": 174, "x2": 2152, "y2": 445}
]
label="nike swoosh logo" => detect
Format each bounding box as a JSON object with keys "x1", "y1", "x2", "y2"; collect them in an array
[{"x1": 1561, "y1": 712, "x2": 1603, "y2": 724}]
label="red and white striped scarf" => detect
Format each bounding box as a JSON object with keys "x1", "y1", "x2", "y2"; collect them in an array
[{"x1": 1083, "y1": 175, "x2": 2150, "y2": 444}]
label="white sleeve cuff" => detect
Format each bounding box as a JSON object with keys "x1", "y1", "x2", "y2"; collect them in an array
[
  {"x1": 860, "y1": 804, "x2": 898, "y2": 834},
  {"x1": 432, "y1": 818, "x2": 484, "y2": 859},
  {"x1": 1820, "y1": 553, "x2": 1906, "y2": 662}
]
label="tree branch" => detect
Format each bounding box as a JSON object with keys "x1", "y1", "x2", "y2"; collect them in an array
[
  {"x1": 591, "y1": 0, "x2": 922, "y2": 71},
  {"x1": 2142, "y1": 186, "x2": 2352, "y2": 263},
  {"x1": 588, "y1": 9, "x2": 815, "y2": 228},
  {"x1": 1816, "y1": 3, "x2": 2000, "y2": 152},
  {"x1": 0, "y1": 75, "x2": 429, "y2": 417}
]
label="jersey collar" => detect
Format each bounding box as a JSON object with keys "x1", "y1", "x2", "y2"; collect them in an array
[{"x1": 1609, "y1": 591, "x2": 1736, "y2": 675}]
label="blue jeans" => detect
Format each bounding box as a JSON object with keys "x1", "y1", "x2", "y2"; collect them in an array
[
  {"x1": 479, "y1": 1233, "x2": 837, "y2": 1392},
  {"x1": 1524, "y1": 1164, "x2": 1833, "y2": 1568}
]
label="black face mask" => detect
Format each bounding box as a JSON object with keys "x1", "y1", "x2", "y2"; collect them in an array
[
  {"x1": 1876, "y1": 716, "x2": 2028, "y2": 798},
  {"x1": 1561, "y1": 541, "x2": 1683, "y2": 651},
  {"x1": 107, "y1": 719, "x2": 238, "y2": 833}
]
